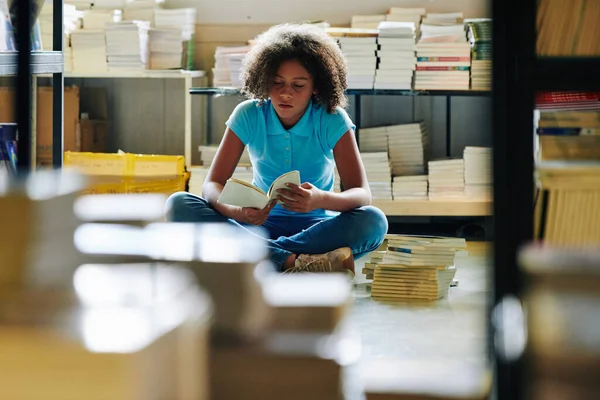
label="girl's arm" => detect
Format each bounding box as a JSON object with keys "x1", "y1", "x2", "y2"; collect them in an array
[
  {"x1": 319, "y1": 130, "x2": 372, "y2": 212},
  {"x1": 202, "y1": 128, "x2": 247, "y2": 219}
]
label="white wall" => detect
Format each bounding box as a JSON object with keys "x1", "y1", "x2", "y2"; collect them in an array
[{"x1": 166, "y1": 0, "x2": 491, "y2": 24}]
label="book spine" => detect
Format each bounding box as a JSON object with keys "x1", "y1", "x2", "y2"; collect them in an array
[{"x1": 417, "y1": 56, "x2": 470, "y2": 61}]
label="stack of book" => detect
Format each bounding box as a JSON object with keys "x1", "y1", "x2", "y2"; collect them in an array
[
  {"x1": 70, "y1": 29, "x2": 108, "y2": 72},
  {"x1": 392, "y1": 175, "x2": 428, "y2": 200},
  {"x1": 38, "y1": 3, "x2": 80, "y2": 71},
  {"x1": 105, "y1": 20, "x2": 150, "y2": 71},
  {"x1": 414, "y1": 12, "x2": 471, "y2": 90},
  {"x1": 122, "y1": 0, "x2": 161, "y2": 22},
  {"x1": 148, "y1": 28, "x2": 183, "y2": 69},
  {"x1": 463, "y1": 146, "x2": 492, "y2": 200},
  {"x1": 364, "y1": 235, "x2": 466, "y2": 301},
  {"x1": 388, "y1": 122, "x2": 429, "y2": 176},
  {"x1": 327, "y1": 28, "x2": 378, "y2": 89},
  {"x1": 428, "y1": 158, "x2": 465, "y2": 199},
  {"x1": 351, "y1": 14, "x2": 386, "y2": 29},
  {"x1": 536, "y1": 107, "x2": 600, "y2": 161},
  {"x1": 153, "y1": 8, "x2": 196, "y2": 42},
  {"x1": 360, "y1": 151, "x2": 393, "y2": 200},
  {"x1": 466, "y1": 18, "x2": 492, "y2": 90},
  {"x1": 385, "y1": 7, "x2": 425, "y2": 29},
  {"x1": 358, "y1": 125, "x2": 388, "y2": 152},
  {"x1": 375, "y1": 21, "x2": 417, "y2": 90},
  {"x1": 212, "y1": 45, "x2": 251, "y2": 87}
]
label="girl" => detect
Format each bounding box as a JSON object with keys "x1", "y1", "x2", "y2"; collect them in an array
[{"x1": 166, "y1": 23, "x2": 388, "y2": 275}]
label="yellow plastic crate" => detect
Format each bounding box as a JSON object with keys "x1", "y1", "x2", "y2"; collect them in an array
[
  {"x1": 64, "y1": 152, "x2": 189, "y2": 195},
  {"x1": 64, "y1": 151, "x2": 186, "y2": 176}
]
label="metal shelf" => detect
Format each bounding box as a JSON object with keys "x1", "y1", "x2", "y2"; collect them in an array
[
  {"x1": 0, "y1": 51, "x2": 64, "y2": 76},
  {"x1": 190, "y1": 87, "x2": 492, "y2": 97},
  {"x1": 534, "y1": 57, "x2": 600, "y2": 91}
]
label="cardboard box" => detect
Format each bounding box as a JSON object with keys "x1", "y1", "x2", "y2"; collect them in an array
[
  {"x1": 36, "y1": 86, "x2": 80, "y2": 163},
  {"x1": 80, "y1": 87, "x2": 108, "y2": 153},
  {"x1": 0, "y1": 88, "x2": 16, "y2": 123}
]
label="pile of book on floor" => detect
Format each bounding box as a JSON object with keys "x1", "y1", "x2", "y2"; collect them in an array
[
  {"x1": 212, "y1": 45, "x2": 252, "y2": 87},
  {"x1": 360, "y1": 151, "x2": 393, "y2": 200},
  {"x1": 327, "y1": 27, "x2": 378, "y2": 89},
  {"x1": 392, "y1": 175, "x2": 428, "y2": 200},
  {"x1": 375, "y1": 21, "x2": 417, "y2": 90},
  {"x1": 466, "y1": 18, "x2": 492, "y2": 90},
  {"x1": 414, "y1": 12, "x2": 471, "y2": 90},
  {"x1": 105, "y1": 20, "x2": 150, "y2": 71},
  {"x1": 463, "y1": 146, "x2": 492, "y2": 200},
  {"x1": 428, "y1": 158, "x2": 465, "y2": 199},
  {"x1": 363, "y1": 235, "x2": 467, "y2": 301}
]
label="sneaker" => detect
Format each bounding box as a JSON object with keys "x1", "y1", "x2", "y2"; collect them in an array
[{"x1": 283, "y1": 247, "x2": 355, "y2": 277}]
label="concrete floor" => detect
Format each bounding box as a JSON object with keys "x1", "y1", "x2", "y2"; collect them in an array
[{"x1": 347, "y1": 242, "x2": 491, "y2": 392}]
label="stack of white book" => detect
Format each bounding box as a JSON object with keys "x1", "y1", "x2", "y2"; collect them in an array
[
  {"x1": 358, "y1": 126, "x2": 388, "y2": 152},
  {"x1": 387, "y1": 122, "x2": 429, "y2": 176},
  {"x1": 392, "y1": 175, "x2": 428, "y2": 200},
  {"x1": 385, "y1": 7, "x2": 425, "y2": 29},
  {"x1": 38, "y1": 3, "x2": 80, "y2": 72},
  {"x1": 328, "y1": 28, "x2": 378, "y2": 90},
  {"x1": 351, "y1": 15, "x2": 386, "y2": 29},
  {"x1": 212, "y1": 45, "x2": 251, "y2": 87},
  {"x1": 428, "y1": 159, "x2": 465, "y2": 199},
  {"x1": 463, "y1": 146, "x2": 492, "y2": 200},
  {"x1": 122, "y1": 0, "x2": 163, "y2": 22},
  {"x1": 148, "y1": 29, "x2": 182, "y2": 69},
  {"x1": 154, "y1": 8, "x2": 196, "y2": 41},
  {"x1": 70, "y1": 29, "x2": 108, "y2": 72},
  {"x1": 375, "y1": 21, "x2": 417, "y2": 90},
  {"x1": 198, "y1": 145, "x2": 251, "y2": 166},
  {"x1": 414, "y1": 12, "x2": 471, "y2": 90},
  {"x1": 105, "y1": 20, "x2": 150, "y2": 71},
  {"x1": 361, "y1": 152, "x2": 392, "y2": 200}
]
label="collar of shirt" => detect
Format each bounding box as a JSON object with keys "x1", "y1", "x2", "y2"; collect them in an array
[{"x1": 267, "y1": 99, "x2": 313, "y2": 137}]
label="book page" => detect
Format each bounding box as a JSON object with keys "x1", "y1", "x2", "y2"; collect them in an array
[
  {"x1": 267, "y1": 170, "x2": 301, "y2": 202},
  {"x1": 218, "y1": 178, "x2": 269, "y2": 209}
]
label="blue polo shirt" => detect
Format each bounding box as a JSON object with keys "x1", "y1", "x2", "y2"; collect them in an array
[{"x1": 225, "y1": 99, "x2": 355, "y2": 218}]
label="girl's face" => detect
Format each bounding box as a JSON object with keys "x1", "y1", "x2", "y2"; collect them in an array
[{"x1": 269, "y1": 59, "x2": 316, "y2": 129}]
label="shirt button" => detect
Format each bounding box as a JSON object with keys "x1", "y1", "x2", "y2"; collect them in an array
[
  {"x1": 286, "y1": 159, "x2": 290, "y2": 164},
  {"x1": 286, "y1": 147, "x2": 290, "y2": 151},
  {"x1": 285, "y1": 134, "x2": 289, "y2": 139}
]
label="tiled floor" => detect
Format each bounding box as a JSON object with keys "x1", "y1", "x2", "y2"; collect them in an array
[{"x1": 349, "y1": 242, "x2": 491, "y2": 367}]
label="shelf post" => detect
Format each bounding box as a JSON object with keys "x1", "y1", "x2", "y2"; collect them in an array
[
  {"x1": 15, "y1": 0, "x2": 32, "y2": 173},
  {"x1": 446, "y1": 95, "x2": 452, "y2": 157},
  {"x1": 52, "y1": 0, "x2": 64, "y2": 168}
]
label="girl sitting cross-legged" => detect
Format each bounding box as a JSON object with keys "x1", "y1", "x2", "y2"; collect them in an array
[{"x1": 165, "y1": 23, "x2": 388, "y2": 275}]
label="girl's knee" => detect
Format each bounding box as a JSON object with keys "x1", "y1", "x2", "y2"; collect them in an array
[
  {"x1": 349, "y1": 206, "x2": 388, "y2": 246},
  {"x1": 165, "y1": 191, "x2": 206, "y2": 222}
]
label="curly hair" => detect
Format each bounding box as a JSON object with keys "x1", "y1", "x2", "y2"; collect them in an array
[{"x1": 240, "y1": 23, "x2": 348, "y2": 113}]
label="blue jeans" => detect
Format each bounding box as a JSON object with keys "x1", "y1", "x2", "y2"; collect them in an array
[{"x1": 165, "y1": 192, "x2": 388, "y2": 271}]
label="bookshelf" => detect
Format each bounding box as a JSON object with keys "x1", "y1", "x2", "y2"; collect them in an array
[
  {"x1": 190, "y1": 87, "x2": 491, "y2": 157},
  {"x1": 190, "y1": 87, "x2": 493, "y2": 217},
  {"x1": 2, "y1": 1, "x2": 65, "y2": 172},
  {"x1": 491, "y1": 0, "x2": 600, "y2": 399},
  {"x1": 33, "y1": 70, "x2": 205, "y2": 167}
]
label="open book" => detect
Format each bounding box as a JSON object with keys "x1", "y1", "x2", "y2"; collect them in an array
[{"x1": 218, "y1": 170, "x2": 300, "y2": 209}]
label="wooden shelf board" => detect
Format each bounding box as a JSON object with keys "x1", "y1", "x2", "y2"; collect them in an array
[{"x1": 373, "y1": 199, "x2": 492, "y2": 216}]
